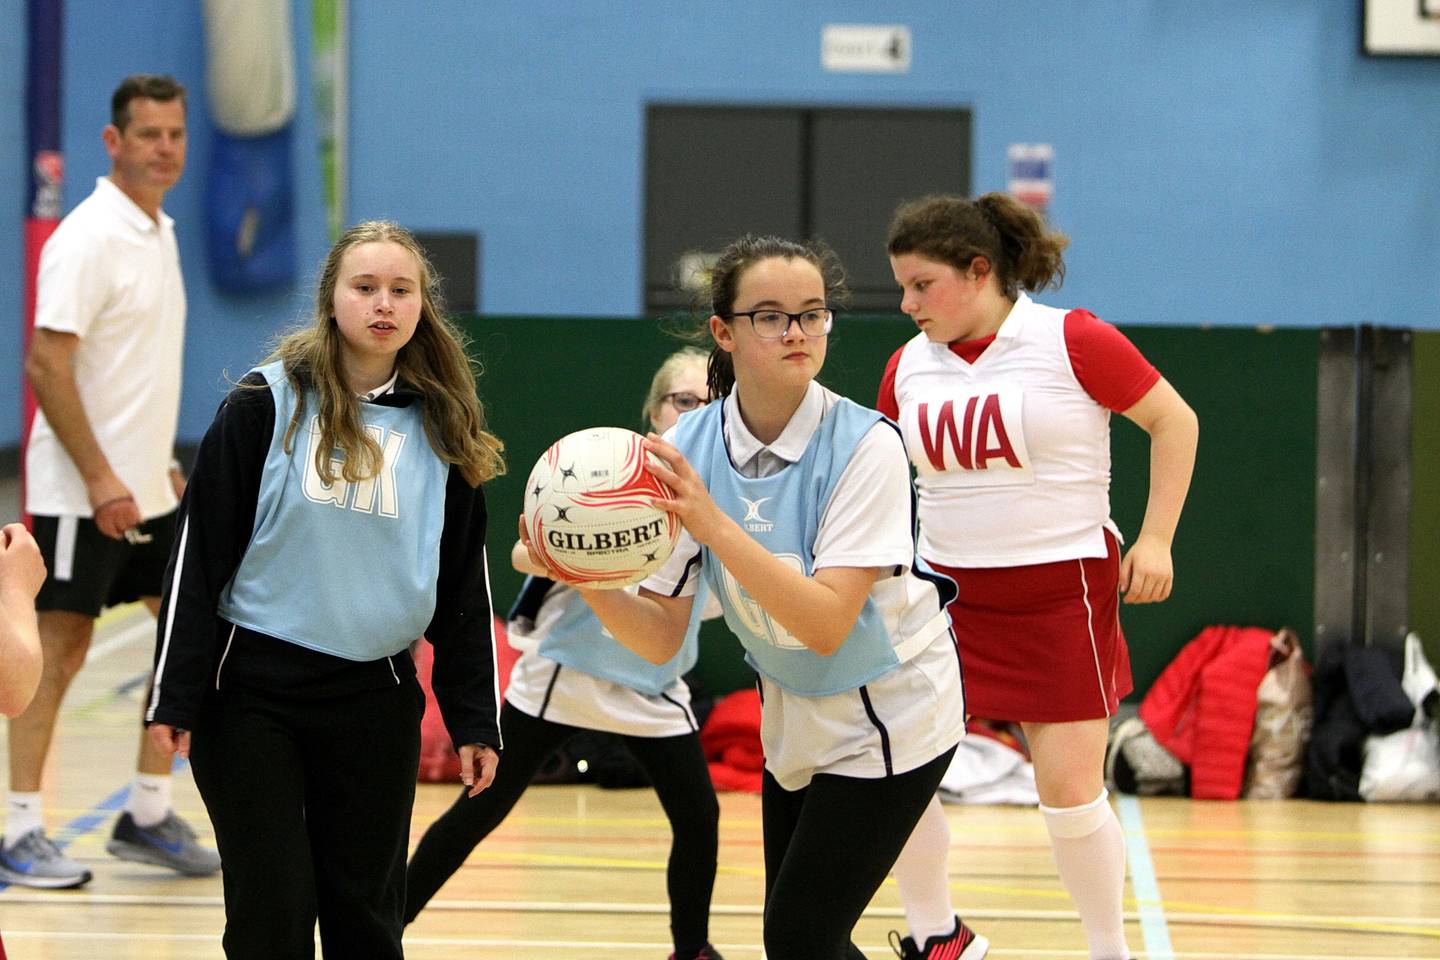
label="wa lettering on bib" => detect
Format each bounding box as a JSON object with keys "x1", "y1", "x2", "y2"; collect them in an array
[{"x1": 902, "y1": 385, "x2": 1034, "y2": 487}]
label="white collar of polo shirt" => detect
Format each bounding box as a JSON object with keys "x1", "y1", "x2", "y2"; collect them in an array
[
  {"x1": 723, "y1": 379, "x2": 826, "y2": 469},
  {"x1": 358, "y1": 370, "x2": 399, "y2": 402},
  {"x1": 94, "y1": 175, "x2": 171, "y2": 235}
]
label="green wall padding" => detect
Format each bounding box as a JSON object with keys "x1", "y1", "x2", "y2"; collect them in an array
[
  {"x1": 1112, "y1": 328, "x2": 1317, "y2": 694},
  {"x1": 461, "y1": 315, "x2": 1320, "y2": 699}
]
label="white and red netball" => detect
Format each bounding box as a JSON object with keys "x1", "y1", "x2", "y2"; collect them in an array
[{"x1": 522, "y1": 427, "x2": 680, "y2": 590}]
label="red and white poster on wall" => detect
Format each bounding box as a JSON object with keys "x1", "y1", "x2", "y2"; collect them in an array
[{"x1": 1006, "y1": 143, "x2": 1053, "y2": 216}]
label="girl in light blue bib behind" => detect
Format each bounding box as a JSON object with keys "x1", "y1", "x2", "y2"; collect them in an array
[
  {"x1": 520, "y1": 235, "x2": 971, "y2": 960},
  {"x1": 404, "y1": 348, "x2": 728, "y2": 960}
]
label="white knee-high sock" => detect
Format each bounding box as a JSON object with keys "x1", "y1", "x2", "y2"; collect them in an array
[
  {"x1": 1041, "y1": 789, "x2": 1130, "y2": 960},
  {"x1": 893, "y1": 794, "x2": 957, "y2": 943}
]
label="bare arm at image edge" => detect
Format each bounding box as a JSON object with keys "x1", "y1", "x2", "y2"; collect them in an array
[{"x1": 0, "y1": 523, "x2": 47, "y2": 717}]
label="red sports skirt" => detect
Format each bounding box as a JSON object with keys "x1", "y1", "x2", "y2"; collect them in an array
[{"x1": 927, "y1": 530, "x2": 1132, "y2": 723}]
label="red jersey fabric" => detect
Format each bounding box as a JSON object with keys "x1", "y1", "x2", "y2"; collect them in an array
[
  {"x1": 876, "y1": 308, "x2": 1159, "y2": 418},
  {"x1": 1061, "y1": 310, "x2": 1160, "y2": 412}
]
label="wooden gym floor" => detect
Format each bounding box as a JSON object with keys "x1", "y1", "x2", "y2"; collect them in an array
[{"x1": 0, "y1": 603, "x2": 1437, "y2": 959}]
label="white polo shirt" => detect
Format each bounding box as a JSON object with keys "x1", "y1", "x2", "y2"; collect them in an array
[{"x1": 26, "y1": 177, "x2": 186, "y2": 520}]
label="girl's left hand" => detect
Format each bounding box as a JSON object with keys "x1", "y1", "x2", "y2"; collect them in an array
[
  {"x1": 1118, "y1": 533, "x2": 1174, "y2": 604},
  {"x1": 459, "y1": 743, "x2": 499, "y2": 797},
  {"x1": 643, "y1": 434, "x2": 731, "y2": 546}
]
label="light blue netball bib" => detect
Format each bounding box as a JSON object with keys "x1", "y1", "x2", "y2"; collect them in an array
[
  {"x1": 219, "y1": 361, "x2": 448, "y2": 660},
  {"x1": 672, "y1": 398, "x2": 907, "y2": 696},
  {"x1": 534, "y1": 579, "x2": 709, "y2": 696}
]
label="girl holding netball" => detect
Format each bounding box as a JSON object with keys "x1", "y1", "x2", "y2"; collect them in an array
[
  {"x1": 406, "y1": 347, "x2": 725, "y2": 960},
  {"x1": 879, "y1": 193, "x2": 1199, "y2": 960},
  {"x1": 145, "y1": 221, "x2": 505, "y2": 959},
  {"x1": 523, "y1": 236, "x2": 976, "y2": 960}
]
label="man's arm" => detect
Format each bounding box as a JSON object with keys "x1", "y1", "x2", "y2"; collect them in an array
[{"x1": 26, "y1": 328, "x2": 139, "y2": 538}]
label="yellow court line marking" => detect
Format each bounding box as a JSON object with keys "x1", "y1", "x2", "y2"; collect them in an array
[
  {"x1": 425, "y1": 810, "x2": 1440, "y2": 845},
  {"x1": 940, "y1": 878, "x2": 1440, "y2": 939},
  {"x1": 1139, "y1": 824, "x2": 1440, "y2": 843},
  {"x1": 3, "y1": 932, "x2": 1428, "y2": 960}
]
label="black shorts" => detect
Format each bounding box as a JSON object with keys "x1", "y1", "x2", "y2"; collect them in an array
[{"x1": 32, "y1": 511, "x2": 179, "y2": 618}]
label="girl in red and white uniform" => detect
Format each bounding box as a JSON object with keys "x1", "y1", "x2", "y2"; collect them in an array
[{"x1": 878, "y1": 193, "x2": 1198, "y2": 960}]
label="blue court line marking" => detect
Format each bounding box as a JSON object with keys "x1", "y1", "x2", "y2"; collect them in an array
[{"x1": 1117, "y1": 794, "x2": 1175, "y2": 959}]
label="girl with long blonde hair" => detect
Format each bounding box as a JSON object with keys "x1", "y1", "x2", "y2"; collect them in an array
[{"x1": 145, "y1": 220, "x2": 506, "y2": 959}]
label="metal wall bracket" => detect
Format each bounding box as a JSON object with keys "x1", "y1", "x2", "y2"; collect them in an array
[{"x1": 1315, "y1": 326, "x2": 1412, "y2": 656}]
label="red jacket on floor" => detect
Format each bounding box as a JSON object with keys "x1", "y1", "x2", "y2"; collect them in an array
[
  {"x1": 700, "y1": 688, "x2": 764, "y2": 793},
  {"x1": 1139, "y1": 625, "x2": 1276, "y2": 799}
]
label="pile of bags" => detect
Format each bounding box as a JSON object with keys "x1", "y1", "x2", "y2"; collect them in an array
[{"x1": 1105, "y1": 626, "x2": 1439, "y2": 803}]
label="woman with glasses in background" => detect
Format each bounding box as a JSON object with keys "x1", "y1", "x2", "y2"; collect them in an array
[
  {"x1": 523, "y1": 235, "x2": 975, "y2": 960},
  {"x1": 405, "y1": 347, "x2": 727, "y2": 960}
]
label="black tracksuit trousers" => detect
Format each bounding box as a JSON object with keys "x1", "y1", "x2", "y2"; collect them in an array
[{"x1": 190, "y1": 679, "x2": 425, "y2": 959}]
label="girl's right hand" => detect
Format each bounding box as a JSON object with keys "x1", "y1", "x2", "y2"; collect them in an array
[{"x1": 643, "y1": 433, "x2": 731, "y2": 546}]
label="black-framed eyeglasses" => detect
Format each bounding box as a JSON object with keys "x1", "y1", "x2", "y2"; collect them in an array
[
  {"x1": 725, "y1": 308, "x2": 834, "y2": 340},
  {"x1": 663, "y1": 391, "x2": 708, "y2": 412}
]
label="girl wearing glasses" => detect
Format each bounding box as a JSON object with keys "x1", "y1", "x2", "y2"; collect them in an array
[
  {"x1": 406, "y1": 347, "x2": 726, "y2": 960},
  {"x1": 523, "y1": 235, "x2": 974, "y2": 960},
  {"x1": 879, "y1": 193, "x2": 1198, "y2": 960}
]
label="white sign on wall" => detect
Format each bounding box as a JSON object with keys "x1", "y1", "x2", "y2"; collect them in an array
[
  {"x1": 822, "y1": 24, "x2": 911, "y2": 73},
  {"x1": 1364, "y1": 0, "x2": 1440, "y2": 55}
]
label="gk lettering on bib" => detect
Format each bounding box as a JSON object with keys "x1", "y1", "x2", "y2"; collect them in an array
[
  {"x1": 902, "y1": 387, "x2": 1034, "y2": 487},
  {"x1": 302, "y1": 416, "x2": 407, "y2": 517}
]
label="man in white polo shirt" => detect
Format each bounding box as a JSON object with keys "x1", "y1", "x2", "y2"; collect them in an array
[{"x1": 1, "y1": 74, "x2": 220, "y2": 889}]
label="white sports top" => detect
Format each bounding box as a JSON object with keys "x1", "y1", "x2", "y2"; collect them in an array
[
  {"x1": 26, "y1": 177, "x2": 186, "y2": 519},
  {"x1": 888, "y1": 294, "x2": 1117, "y2": 567}
]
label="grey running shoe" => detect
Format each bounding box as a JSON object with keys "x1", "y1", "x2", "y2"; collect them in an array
[
  {"x1": 106, "y1": 811, "x2": 221, "y2": 876},
  {"x1": 0, "y1": 828, "x2": 93, "y2": 888}
]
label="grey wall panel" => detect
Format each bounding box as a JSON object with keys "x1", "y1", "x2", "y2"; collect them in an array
[
  {"x1": 1316, "y1": 327, "x2": 1359, "y2": 656},
  {"x1": 645, "y1": 105, "x2": 971, "y2": 313},
  {"x1": 810, "y1": 109, "x2": 971, "y2": 310},
  {"x1": 645, "y1": 107, "x2": 805, "y2": 310}
]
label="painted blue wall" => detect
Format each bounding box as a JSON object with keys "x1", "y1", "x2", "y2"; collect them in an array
[
  {"x1": 0, "y1": 1, "x2": 328, "y2": 453},
  {"x1": 3, "y1": 1, "x2": 1439, "y2": 448}
]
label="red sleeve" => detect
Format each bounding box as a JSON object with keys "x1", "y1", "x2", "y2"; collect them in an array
[
  {"x1": 876, "y1": 346, "x2": 903, "y2": 420},
  {"x1": 1063, "y1": 309, "x2": 1161, "y2": 412}
]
